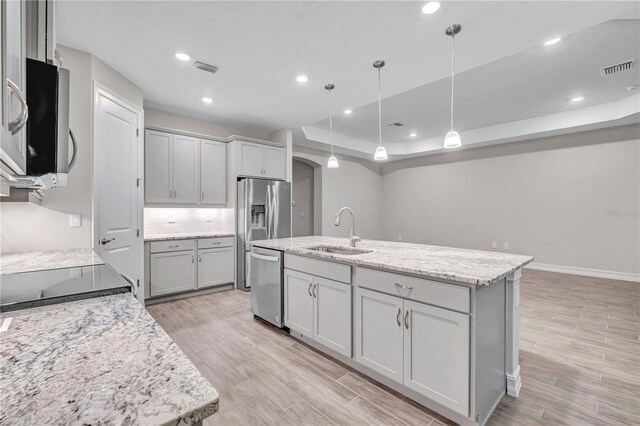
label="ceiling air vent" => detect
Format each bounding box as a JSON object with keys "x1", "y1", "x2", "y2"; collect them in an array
[
  {"x1": 193, "y1": 60, "x2": 219, "y2": 75},
  {"x1": 387, "y1": 122, "x2": 404, "y2": 127},
  {"x1": 601, "y1": 59, "x2": 636, "y2": 77}
]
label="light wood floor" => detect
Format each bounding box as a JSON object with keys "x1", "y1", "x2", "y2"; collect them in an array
[{"x1": 147, "y1": 270, "x2": 640, "y2": 425}]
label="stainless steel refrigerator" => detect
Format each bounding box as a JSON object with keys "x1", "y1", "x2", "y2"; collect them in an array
[{"x1": 237, "y1": 179, "x2": 291, "y2": 292}]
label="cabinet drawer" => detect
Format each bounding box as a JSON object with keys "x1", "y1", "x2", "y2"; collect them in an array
[
  {"x1": 197, "y1": 236, "x2": 234, "y2": 249},
  {"x1": 355, "y1": 267, "x2": 469, "y2": 313},
  {"x1": 150, "y1": 239, "x2": 196, "y2": 253},
  {"x1": 285, "y1": 254, "x2": 351, "y2": 284}
]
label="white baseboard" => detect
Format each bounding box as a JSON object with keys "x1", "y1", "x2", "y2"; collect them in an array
[{"x1": 525, "y1": 262, "x2": 639, "y2": 283}]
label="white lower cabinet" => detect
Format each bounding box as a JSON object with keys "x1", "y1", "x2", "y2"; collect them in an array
[
  {"x1": 354, "y1": 287, "x2": 470, "y2": 417},
  {"x1": 404, "y1": 300, "x2": 470, "y2": 416},
  {"x1": 149, "y1": 250, "x2": 196, "y2": 297},
  {"x1": 284, "y1": 268, "x2": 352, "y2": 357},
  {"x1": 198, "y1": 247, "x2": 234, "y2": 288}
]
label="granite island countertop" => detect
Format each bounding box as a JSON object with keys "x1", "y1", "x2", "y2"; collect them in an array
[
  {"x1": 0, "y1": 293, "x2": 219, "y2": 425},
  {"x1": 144, "y1": 232, "x2": 234, "y2": 242},
  {"x1": 252, "y1": 236, "x2": 534, "y2": 286},
  {"x1": 0, "y1": 248, "x2": 104, "y2": 275}
]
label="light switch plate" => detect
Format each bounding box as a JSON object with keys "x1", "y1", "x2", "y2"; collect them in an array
[
  {"x1": 206, "y1": 215, "x2": 213, "y2": 222},
  {"x1": 503, "y1": 242, "x2": 510, "y2": 250},
  {"x1": 168, "y1": 215, "x2": 175, "y2": 223},
  {"x1": 69, "y1": 214, "x2": 82, "y2": 228}
]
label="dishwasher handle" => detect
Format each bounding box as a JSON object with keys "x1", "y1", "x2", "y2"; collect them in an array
[{"x1": 250, "y1": 251, "x2": 280, "y2": 262}]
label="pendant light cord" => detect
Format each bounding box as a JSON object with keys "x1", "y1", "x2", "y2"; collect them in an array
[
  {"x1": 450, "y1": 33, "x2": 455, "y2": 131},
  {"x1": 328, "y1": 88, "x2": 334, "y2": 156},
  {"x1": 377, "y1": 67, "x2": 382, "y2": 147}
]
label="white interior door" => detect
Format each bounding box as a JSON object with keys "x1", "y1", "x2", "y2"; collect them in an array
[{"x1": 94, "y1": 86, "x2": 142, "y2": 303}]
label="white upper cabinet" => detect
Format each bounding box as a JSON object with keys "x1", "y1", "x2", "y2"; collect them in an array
[
  {"x1": 171, "y1": 134, "x2": 199, "y2": 204},
  {"x1": 1, "y1": 0, "x2": 28, "y2": 175},
  {"x1": 200, "y1": 139, "x2": 226, "y2": 205},
  {"x1": 145, "y1": 130, "x2": 172, "y2": 203},
  {"x1": 145, "y1": 130, "x2": 227, "y2": 206},
  {"x1": 237, "y1": 141, "x2": 286, "y2": 180}
]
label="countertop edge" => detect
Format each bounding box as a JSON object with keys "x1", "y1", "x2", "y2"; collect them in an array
[{"x1": 144, "y1": 233, "x2": 235, "y2": 242}]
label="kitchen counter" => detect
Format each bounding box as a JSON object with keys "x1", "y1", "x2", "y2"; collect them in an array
[
  {"x1": 144, "y1": 232, "x2": 234, "y2": 242},
  {"x1": 252, "y1": 236, "x2": 533, "y2": 286},
  {"x1": 0, "y1": 293, "x2": 219, "y2": 424},
  {"x1": 0, "y1": 248, "x2": 104, "y2": 275}
]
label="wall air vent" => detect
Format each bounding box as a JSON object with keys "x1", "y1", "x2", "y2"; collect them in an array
[
  {"x1": 601, "y1": 59, "x2": 636, "y2": 76},
  {"x1": 387, "y1": 122, "x2": 404, "y2": 127},
  {"x1": 193, "y1": 61, "x2": 219, "y2": 75}
]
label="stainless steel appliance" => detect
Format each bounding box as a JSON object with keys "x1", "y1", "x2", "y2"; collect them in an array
[
  {"x1": 0, "y1": 264, "x2": 133, "y2": 313},
  {"x1": 248, "y1": 246, "x2": 284, "y2": 327},
  {"x1": 237, "y1": 178, "x2": 291, "y2": 292},
  {"x1": 9, "y1": 58, "x2": 76, "y2": 190}
]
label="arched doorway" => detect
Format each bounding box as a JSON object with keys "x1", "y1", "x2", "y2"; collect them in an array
[{"x1": 292, "y1": 157, "x2": 322, "y2": 236}]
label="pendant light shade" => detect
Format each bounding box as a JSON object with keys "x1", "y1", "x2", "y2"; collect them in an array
[
  {"x1": 324, "y1": 83, "x2": 339, "y2": 168},
  {"x1": 373, "y1": 60, "x2": 388, "y2": 161},
  {"x1": 444, "y1": 24, "x2": 462, "y2": 149}
]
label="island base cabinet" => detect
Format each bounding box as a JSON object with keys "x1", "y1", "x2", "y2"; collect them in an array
[
  {"x1": 149, "y1": 251, "x2": 196, "y2": 297},
  {"x1": 404, "y1": 300, "x2": 470, "y2": 416},
  {"x1": 284, "y1": 269, "x2": 314, "y2": 336},
  {"x1": 198, "y1": 247, "x2": 234, "y2": 288},
  {"x1": 285, "y1": 269, "x2": 352, "y2": 357},
  {"x1": 354, "y1": 288, "x2": 404, "y2": 383}
]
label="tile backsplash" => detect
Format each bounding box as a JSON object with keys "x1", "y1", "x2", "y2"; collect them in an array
[{"x1": 144, "y1": 208, "x2": 234, "y2": 236}]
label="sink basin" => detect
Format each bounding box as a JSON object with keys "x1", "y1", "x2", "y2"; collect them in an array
[{"x1": 306, "y1": 245, "x2": 373, "y2": 255}]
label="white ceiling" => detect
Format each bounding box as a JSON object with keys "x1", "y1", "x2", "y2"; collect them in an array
[{"x1": 57, "y1": 1, "x2": 640, "y2": 159}]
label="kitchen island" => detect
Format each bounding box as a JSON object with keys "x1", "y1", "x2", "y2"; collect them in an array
[
  {"x1": 252, "y1": 236, "x2": 533, "y2": 426},
  {"x1": 0, "y1": 291, "x2": 219, "y2": 424}
]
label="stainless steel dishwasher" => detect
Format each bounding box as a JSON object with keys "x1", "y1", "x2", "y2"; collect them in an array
[{"x1": 248, "y1": 246, "x2": 284, "y2": 328}]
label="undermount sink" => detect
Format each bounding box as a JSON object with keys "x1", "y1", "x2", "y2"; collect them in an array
[{"x1": 306, "y1": 245, "x2": 373, "y2": 255}]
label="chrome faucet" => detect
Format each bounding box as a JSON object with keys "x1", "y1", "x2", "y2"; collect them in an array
[{"x1": 335, "y1": 207, "x2": 361, "y2": 247}]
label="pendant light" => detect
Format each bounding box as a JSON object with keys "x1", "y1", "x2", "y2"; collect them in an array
[
  {"x1": 325, "y1": 84, "x2": 339, "y2": 168},
  {"x1": 373, "y1": 60, "x2": 388, "y2": 161},
  {"x1": 444, "y1": 24, "x2": 462, "y2": 149}
]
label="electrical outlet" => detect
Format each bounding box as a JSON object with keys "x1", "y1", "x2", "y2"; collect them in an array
[
  {"x1": 168, "y1": 215, "x2": 175, "y2": 223},
  {"x1": 69, "y1": 214, "x2": 82, "y2": 228},
  {"x1": 206, "y1": 215, "x2": 213, "y2": 222},
  {"x1": 492, "y1": 241, "x2": 498, "y2": 249},
  {"x1": 398, "y1": 235, "x2": 403, "y2": 241},
  {"x1": 503, "y1": 242, "x2": 510, "y2": 250}
]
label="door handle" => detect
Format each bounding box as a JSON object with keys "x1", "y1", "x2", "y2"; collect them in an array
[
  {"x1": 201, "y1": 192, "x2": 205, "y2": 200},
  {"x1": 198, "y1": 255, "x2": 202, "y2": 263},
  {"x1": 68, "y1": 129, "x2": 78, "y2": 170},
  {"x1": 397, "y1": 308, "x2": 402, "y2": 327},
  {"x1": 404, "y1": 310, "x2": 410, "y2": 329},
  {"x1": 7, "y1": 79, "x2": 29, "y2": 135},
  {"x1": 100, "y1": 237, "x2": 115, "y2": 245},
  {"x1": 192, "y1": 255, "x2": 194, "y2": 263},
  {"x1": 250, "y1": 252, "x2": 279, "y2": 262},
  {"x1": 308, "y1": 282, "x2": 313, "y2": 297},
  {"x1": 312, "y1": 284, "x2": 317, "y2": 298}
]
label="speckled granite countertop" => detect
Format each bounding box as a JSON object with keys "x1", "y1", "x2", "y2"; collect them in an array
[
  {"x1": 0, "y1": 248, "x2": 104, "y2": 275},
  {"x1": 0, "y1": 293, "x2": 219, "y2": 425},
  {"x1": 252, "y1": 236, "x2": 534, "y2": 286},
  {"x1": 144, "y1": 232, "x2": 234, "y2": 242}
]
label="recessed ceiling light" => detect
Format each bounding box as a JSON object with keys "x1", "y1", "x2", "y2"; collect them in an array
[
  {"x1": 175, "y1": 52, "x2": 191, "y2": 62},
  {"x1": 570, "y1": 96, "x2": 584, "y2": 102},
  {"x1": 296, "y1": 74, "x2": 309, "y2": 84},
  {"x1": 544, "y1": 37, "x2": 561, "y2": 46},
  {"x1": 202, "y1": 97, "x2": 213, "y2": 104},
  {"x1": 421, "y1": 1, "x2": 441, "y2": 14},
  {"x1": 409, "y1": 132, "x2": 418, "y2": 137},
  {"x1": 343, "y1": 109, "x2": 353, "y2": 115}
]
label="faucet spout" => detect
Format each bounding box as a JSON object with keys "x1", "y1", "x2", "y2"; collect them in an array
[{"x1": 334, "y1": 207, "x2": 360, "y2": 247}]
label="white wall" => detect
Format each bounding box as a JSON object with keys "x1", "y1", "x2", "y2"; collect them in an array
[
  {"x1": 293, "y1": 146, "x2": 384, "y2": 240},
  {"x1": 0, "y1": 45, "x2": 143, "y2": 253},
  {"x1": 381, "y1": 125, "x2": 640, "y2": 277}
]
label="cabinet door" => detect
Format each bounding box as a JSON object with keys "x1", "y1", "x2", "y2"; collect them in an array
[
  {"x1": 314, "y1": 277, "x2": 352, "y2": 357},
  {"x1": 172, "y1": 134, "x2": 199, "y2": 203},
  {"x1": 149, "y1": 251, "x2": 196, "y2": 297},
  {"x1": 198, "y1": 247, "x2": 234, "y2": 288},
  {"x1": 200, "y1": 139, "x2": 226, "y2": 205},
  {"x1": 354, "y1": 287, "x2": 404, "y2": 383},
  {"x1": 238, "y1": 142, "x2": 263, "y2": 177},
  {"x1": 1, "y1": 0, "x2": 27, "y2": 174},
  {"x1": 263, "y1": 145, "x2": 285, "y2": 179},
  {"x1": 284, "y1": 269, "x2": 314, "y2": 336},
  {"x1": 403, "y1": 300, "x2": 470, "y2": 416},
  {"x1": 145, "y1": 130, "x2": 172, "y2": 203}
]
